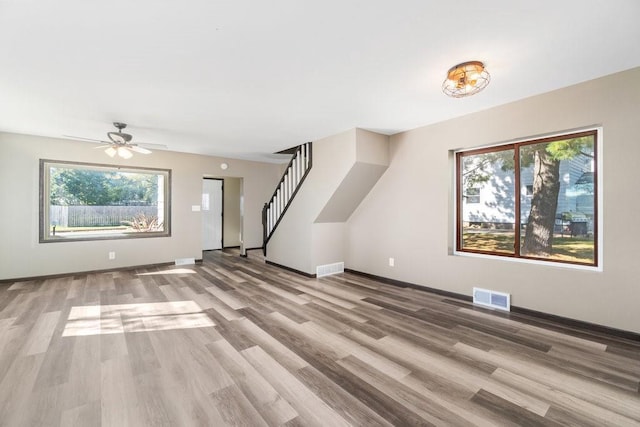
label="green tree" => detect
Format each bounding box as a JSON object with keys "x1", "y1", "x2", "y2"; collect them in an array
[
  {"x1": 53, "y1": 169, "x2": 111, "y2": 205},
  {"x1": 520, "y1": 136, "x2": 593, "y2": 256},
  {"x1": 461, "y1": 151, "x2": 512, "y2": 191},
  {"x1": 50, "y1": 168, "x2": 159, "y2": 206},
  {"x1": 519, "y1": 143, "x2": 561, "y2": 255}
]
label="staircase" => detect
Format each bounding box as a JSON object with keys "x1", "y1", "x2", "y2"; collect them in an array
[
  {"x1": 262, "y1": 129, "x2": 389, "y2": 275},
  {"x1": 262, "y1": 142, "x2": 312, "y2": 254}
]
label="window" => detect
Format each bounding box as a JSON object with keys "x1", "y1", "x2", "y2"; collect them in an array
[
  {"x1": 465, "y1": 187, "x2": 481, "y2": 204},
  {"x1": 525, "y1": 185, "x2": 534, "y2": 197},
  {"x1": 456, "y1": 130, "x2": 598, "y2": 266},
  {"x1": 40, "y1": 160, "x2": 171, "y2": 242}
]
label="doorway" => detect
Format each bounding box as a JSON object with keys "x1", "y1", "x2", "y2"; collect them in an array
[{"x1": 202, "y1": 178, "x2": 223, "y2": 250}]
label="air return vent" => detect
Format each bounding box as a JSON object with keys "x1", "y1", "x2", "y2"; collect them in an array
[
  {"x1": 473, "y1": 287, "x2": 511, "y2": 311},
  {"x1": 316, "y1": 262, "x2": 344, "y2": 278}
]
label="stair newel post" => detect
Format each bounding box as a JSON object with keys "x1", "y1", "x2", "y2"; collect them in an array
[{"x1": 262, "y1": 202, "x2": 268, "y2": 255}]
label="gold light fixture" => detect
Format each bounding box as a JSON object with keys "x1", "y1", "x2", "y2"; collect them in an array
[{"x1": 442, "y1": 61, "x2": 490, "y2": 98}]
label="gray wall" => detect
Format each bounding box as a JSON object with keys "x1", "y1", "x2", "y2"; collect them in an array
[
  {"x1": 266, "y1": 129, "x2": 389, "y2": 274},
  {"x1": 2, "y1": 68, "x2": 639, "y2": 334},
  {"x1": 266, "y1": 129, "x2": 357, "y2": 273},
  {"x1": 223, "y1": 177, "x2": 242, "y2": 247},
  {"x1": 346, "y1": 67, "x2": 640, "y2": 334},
  {"x1": 0, "y1": 133, "x2": 282, "y2": 280}
]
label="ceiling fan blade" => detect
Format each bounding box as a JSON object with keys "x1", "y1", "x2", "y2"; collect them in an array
[
  {"x1": 137, "y1": 142, "x2": 168, "y2": 149},
  {"x1": 64, "y1": 135, "x2": 109, "y2": 144},
  {"x1": 130, "y1": 145, "x2": 152, "y2": 154}
]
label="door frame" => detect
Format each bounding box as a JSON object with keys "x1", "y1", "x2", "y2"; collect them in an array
[{"x1": 202, "y1": 177, "x2": 224, "y2": 251}]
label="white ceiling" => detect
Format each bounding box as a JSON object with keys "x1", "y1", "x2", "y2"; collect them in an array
[{"x1": 1, "y1": 0, "x2": 639, "y2": 162}]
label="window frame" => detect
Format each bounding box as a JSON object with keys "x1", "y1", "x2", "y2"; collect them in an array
[
  {"x1": 454, "y1": 128, "x2": 601, "y2": 269},
  {"x1": 39, "y1": 159, "x2": 172, "y2": 243}
]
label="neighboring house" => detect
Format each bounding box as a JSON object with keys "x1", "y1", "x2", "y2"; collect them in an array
[{"x1": 462, "y1": 155, "x2": 595, "y2": 233}]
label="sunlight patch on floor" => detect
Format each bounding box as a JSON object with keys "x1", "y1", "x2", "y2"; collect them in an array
[
  {"x1": 62, "y1": 300, "x2": 214, "y2": 337},
  {"x1": 136, "y1": 268, "x2": 197, "y2": 276}
]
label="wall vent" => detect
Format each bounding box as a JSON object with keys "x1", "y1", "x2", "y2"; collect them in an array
[
  {"x1": 316, "y1": 262, "x2": 344, "y2": 277},
  {"x1": 473, "y1": 287, "x2": 511, "y2": 311},
  {"x1": 175, "y1": 257, "x2": 196, "y2": 266}
]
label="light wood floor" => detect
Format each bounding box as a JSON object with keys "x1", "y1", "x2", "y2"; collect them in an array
[{"x1": 0, "y1": 249, "x2": 639, "y2": 426}]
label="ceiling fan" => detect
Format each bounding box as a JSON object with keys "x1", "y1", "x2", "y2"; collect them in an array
[{"x1": 66, "y1": 122, "x2": 165, "y2": 159}]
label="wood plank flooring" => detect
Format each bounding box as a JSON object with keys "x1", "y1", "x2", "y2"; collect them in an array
[{"x1": 0, "y1": 249, "x2": 639, "y2": 426}]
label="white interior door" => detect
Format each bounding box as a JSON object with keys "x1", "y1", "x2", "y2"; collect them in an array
[{"x1": 202, "y1": 178, "x2": 223, "y2": 250}]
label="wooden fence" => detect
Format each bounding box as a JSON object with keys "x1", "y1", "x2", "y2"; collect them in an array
[{"x1": 50, "y1": 205, "x2": 158, "y2": 227}]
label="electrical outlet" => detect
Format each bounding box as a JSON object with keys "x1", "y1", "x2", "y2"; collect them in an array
[
  {"x1": 389, "y1": 257, "x2": 394, "y2": 267},
  {"x1": 108, "y1": 251, "x2": 116, "y2": 260}
]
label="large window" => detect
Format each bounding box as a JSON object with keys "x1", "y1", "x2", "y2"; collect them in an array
[
  {"x1": 40, "y1": 160, "x2": 171, "y2": 242},
  {"x1": 456, "y1": 129, "x2": 598, "y2": 267}
]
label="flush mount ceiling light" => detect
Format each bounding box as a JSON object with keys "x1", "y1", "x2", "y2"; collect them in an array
[{"x1": 442, "y1": 61, "x2": 491, "y2": 98}]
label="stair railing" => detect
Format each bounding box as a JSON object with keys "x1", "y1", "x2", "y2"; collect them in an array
[{"x1": 262, "y1": 142, "x2": 312, "y2": 255}]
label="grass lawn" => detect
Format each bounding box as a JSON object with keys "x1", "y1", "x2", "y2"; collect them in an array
[{"x1": 462, "y1": 231, "x2": 594, "y2": 264}]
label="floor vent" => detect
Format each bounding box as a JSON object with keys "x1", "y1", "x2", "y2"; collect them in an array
[
  {"x1": 473, "y1": 287, "x2": 511, "y2": 311},
  {"x1": 175, "y1": 257, "x2": 196, "y2": 266},
  {"x1": 316, "y1": 262, "x2": 344, "y2": 278}
]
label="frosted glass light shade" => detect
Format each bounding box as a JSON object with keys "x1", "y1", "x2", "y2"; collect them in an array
[
  {"x1": 117, "y1": 146, "x2": 133, "y2": 159},
  {"x1": 105, "y1": 146, "x2": 117, "y2": 157}
]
